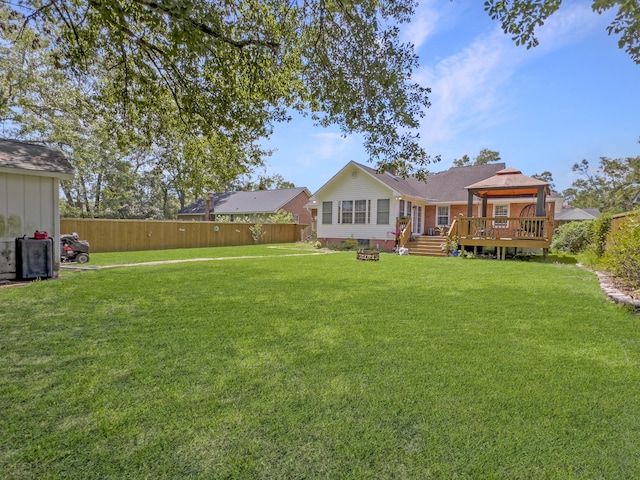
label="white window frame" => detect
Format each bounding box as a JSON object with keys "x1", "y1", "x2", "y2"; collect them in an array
[
  {"x1": 376, "y1": 199, "x2": 390, "y2": 225},
  {"x1": 322, "y1": 202, "x2": 332, "y2": 224},
  {"x1": 493, "y1": 204, "x2": 509, "y2": 228},
  {"x1": 436, "y1": 205, "x2": 450, "y2": 227},
  {"x1": 340, "y1": 200, "x2": 353, "y2": 224},
  {"x1": 338, "y1": 199, "x2": 369, "y2": 224}
]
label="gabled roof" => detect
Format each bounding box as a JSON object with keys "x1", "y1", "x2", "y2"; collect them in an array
[
  {"x1": 465, "y1": 168, "x2": 550, "y2": 198},
  {"x1": 317, "y1": 161, "x2": 507, "y2": 203},
  {"x1": 179, "y1": 187, "x2": 310, "y2": 215},
  {"x1": 0, "y1": 139, "x2": 75, "y2": 179},
  {"x1": 555, "y1": 207, "x2": 600, "y2": 221}
]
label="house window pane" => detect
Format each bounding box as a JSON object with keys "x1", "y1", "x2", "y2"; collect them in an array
[
  {"x1": 377, "y1": 199, "x2": 390, "y2": 224},
  {"x1": 437, "y1": 206, "x2": 450, "y2": 226},
  {"x1": 322, "y1": 202, "x2": 332, "y2": 224},
  {"x1": 494, "y1": 205, "x2": 509, "y2": 227},
  {"x1": 354, "y1": 200, "x2": 367, "y2": 224},
  {"x1": 341, "y1": 200, "x2": 353, "y2": 224}
]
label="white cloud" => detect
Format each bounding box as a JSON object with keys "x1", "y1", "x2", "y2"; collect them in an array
[
  {"x1": 415, "y1": 3, "x2": 604, "y2": 147},
  {"x1": 311, "y1": 132, "x2": 353, "y2": 160},
  {"x1": 400, "y1": 1, "x2": 441, "y2": 50}
]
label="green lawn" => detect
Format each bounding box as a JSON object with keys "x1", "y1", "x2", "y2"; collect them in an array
[{"x1": 2, "y1": 245, "x2": 639, "y2": 478}]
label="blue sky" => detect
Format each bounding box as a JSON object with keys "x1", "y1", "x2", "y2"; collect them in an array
[{"x1": 259, "y1": 1, "x2": 640, "y2": 195}]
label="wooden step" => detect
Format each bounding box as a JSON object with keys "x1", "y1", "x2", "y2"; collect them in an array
[{"x1": 405, "y1": 236, "x2": 447, "y2": 256}]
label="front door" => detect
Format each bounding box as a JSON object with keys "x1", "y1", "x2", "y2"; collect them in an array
[{"x1": 412, "y1": 205, "x2": 422, "y2": 235}]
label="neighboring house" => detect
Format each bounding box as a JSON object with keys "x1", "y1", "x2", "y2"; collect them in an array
[
  {"x1": 309, "y1": 161, "x2": 561, "y2": 252},
  {"x1": 177, "y1": 187, "x2": 312, "y2": 225},
  {"x1": 555, "y1": 207, "x2": 600, "y2": 224},
  {"x1": 0, "y1": 139, "x2": 75, "y2": 280}
]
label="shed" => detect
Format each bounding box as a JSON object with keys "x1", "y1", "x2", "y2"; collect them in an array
[{"x1": 0, "y1": 139, "x2": 74, "y2": 280}]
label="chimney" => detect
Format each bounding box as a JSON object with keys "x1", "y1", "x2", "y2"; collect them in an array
[{"x1": 204, "y1": 192, "x2": 215, "y2": 221}]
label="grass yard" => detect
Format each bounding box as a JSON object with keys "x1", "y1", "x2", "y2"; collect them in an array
[{"x1": 1, "y1": 245, "x2": 639, "y2": 478}]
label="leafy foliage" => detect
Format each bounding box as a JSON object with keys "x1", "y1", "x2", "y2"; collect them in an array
[
  {"x1": 563, "y1": 156, "x2": 640, "y2": 213},
  {"x1": 531, "y1": 171, "x2": 555, "y2": 191},
  {"x1": 2, "y1": 0, "x2": 434, "y2": 177},
  {"x1": 602, "y1": 211, "x2": 640, "y2": 293},
  {"x1": 589, "y1": 213, "x2": 612, "y2": 258},
  {"x1": 267, "y1": 209, "x2": 294, "y2": 224},
  {"x1": 551, "y1": 220, "x2": 593, "y2": 254},
  {"x1": 452, "y1": 148, "x2": 501, "y2": 167},
  {"x1": 484, "y1": 0, "x2": 640, "y2": 64},
  {"x1": 249, "y1": 222, "x2": 267, "y2": 244}
]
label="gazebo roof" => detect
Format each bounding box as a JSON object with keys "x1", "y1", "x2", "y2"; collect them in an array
[{"x1": 464, "y1": 167, "x2": 550, "y2": 198}]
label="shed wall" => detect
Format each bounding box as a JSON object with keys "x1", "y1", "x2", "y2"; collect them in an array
[{"x1": 0, "y1": 172, "x2": 61, "y2": 279}]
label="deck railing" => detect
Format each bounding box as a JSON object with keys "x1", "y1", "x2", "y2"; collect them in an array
[
  {"x1": 454, "y1": 216, "x2": 551, "y2": 241},
  {"x1": 396, "y1": 218, "x2": 412, "y2": 248}
]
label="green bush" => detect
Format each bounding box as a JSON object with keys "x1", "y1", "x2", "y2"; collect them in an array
[
  {"x1": 602, "y1": 212, "x2": 640, "y2": 293},
  {"x1": 343, "y1": 236, "x2": 360, "y2": 250},
  {"x1": 550, "y1": 220, "x2": 593, "y2": 254},
  {"x1": 589, "y1": 214, "x2": 612, "y2": 258}
]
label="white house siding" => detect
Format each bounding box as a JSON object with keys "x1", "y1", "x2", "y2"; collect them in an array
[
  {"x1": 315, "y1": 166, "x2": 397, "y2": 242},
  {"x1": 0, "y1": 172, "x2": 61, "y2": 279}
]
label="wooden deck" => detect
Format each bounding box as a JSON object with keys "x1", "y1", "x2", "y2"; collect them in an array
[{"x1": 451, "y1": 216, "x2": 552, "y2": 259}]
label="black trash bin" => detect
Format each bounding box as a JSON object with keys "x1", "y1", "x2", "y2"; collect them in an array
[{"x1": 15, "y1": 236, "x2": 54, "y2": 280}]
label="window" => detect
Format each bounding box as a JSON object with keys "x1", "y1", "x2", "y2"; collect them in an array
[
  {"x1": 341, "y1": 200, "x2": 353, "y2": 224},
  {"x1": 322, "y1": 202, "x2": 332, "y2": 224},
  {"x1": 354, "y1": 200, "x2": 367, "y2": 224},
  {"x1": 437, "y1": 206, "x2": 450, "y2": 226},
  {"x1": 377, "y1": 199, "x2": 390, "y2": 224},
  {"x1": 293, "y1": 214, "x2": 300, "y2": 223},
  {"x1": 494, "y1": 204, "x2": 509, "y2": 227}
]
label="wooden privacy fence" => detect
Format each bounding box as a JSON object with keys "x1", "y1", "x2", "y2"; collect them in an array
[{"x1": 60, "y1": 219, "x2": 305, "y2": 253}]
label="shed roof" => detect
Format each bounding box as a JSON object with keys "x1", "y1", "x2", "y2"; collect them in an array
[
  {"x1": 0, "y1": 139, "x2": 75, "y2": 179},
  {"x1": 465, "y1": 168, "x2": 550, "y2": 198},
  {"x1": 179, "y1": 187, "x2": 310, "y2": 215}
]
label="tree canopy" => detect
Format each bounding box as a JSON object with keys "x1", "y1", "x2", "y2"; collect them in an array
[
  {"x1": 452, "y1": 148, "x2": 501, "y2": 167},
  {"x1": 2, "y1": 0, "x2": 432, "y2": 177},
  {"x1": 485, "y1": 0, "x2": 640, "y2": 64},
  {"x1": 563, "y1": 156, "x2": 640, "y2": 213}
]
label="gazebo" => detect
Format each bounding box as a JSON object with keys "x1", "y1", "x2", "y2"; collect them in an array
[{"x1": 450, "y1": 168, "x2": 553, "y2": 260}]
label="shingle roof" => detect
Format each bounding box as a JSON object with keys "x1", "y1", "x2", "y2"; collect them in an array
[
  {"x1": 354, "y1": 161, "x2": 507, "y2": 202},
  {"x1": 0, "y1": 139, "x2": 75, "y2": 178},
  {"x1": 464, "y1": 168, "x2": 550, "y2": 197},
  {"x1": 179, "y1": 187, "x2": 309, "y2": 215},
  {"x1": 555, "y1": 208, "x2": 600, "y2": 221}
]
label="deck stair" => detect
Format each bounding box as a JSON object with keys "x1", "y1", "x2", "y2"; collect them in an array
[{"x1": 405, "y1": 236, "x2": 446, "y2": 257}]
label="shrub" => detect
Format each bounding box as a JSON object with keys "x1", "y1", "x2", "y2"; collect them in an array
[
  {"x1": 267, "y1": 209, "x2": 294, "y2": 224},
  {"x1": 343, "y1": 236, "x2": 359, "y2": 250},
  {"x1": 589, "y1": 214, "x2": 612, "y2": 258},
  {"x1": 602, "y1": 211, "x2": 640, "y2": 293},
  {"x1": 249, "y1": 223, "x2": 266, "y2": 244},
  {"x1": 550, "y1": 221, "x2": 593, "y2": 254}
]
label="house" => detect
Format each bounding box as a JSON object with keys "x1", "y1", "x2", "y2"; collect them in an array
[
  {"x1": 0, "y1": 139, "x2": 75, "y2": 279},
  {"x1": 177, "y1": 187, "x2": 312, "y2": 225},
  {"x1": 309, "y1": 161, "x2": 562, "y2": 254},
  {"x1": 555, "y1": 207, "x2": 600, "y2": 224}
]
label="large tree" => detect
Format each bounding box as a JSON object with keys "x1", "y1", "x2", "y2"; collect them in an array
[
  {"x1": 563, "y1": 156, "x2": 640, "y2": 213},
  {"x1": 452, "y1": 148, "x2": 501, "y2": 167},
  {"x1": 3, "y1": 0, "x2": 433, "y2": 177},
  {"x1": 1, "y1": 4, "x2": 271, "y2": 216},
  {"x1": 485, "y1": 0, "x2": 640, "y2": 64}
]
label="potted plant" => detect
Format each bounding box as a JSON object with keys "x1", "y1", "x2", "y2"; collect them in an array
[
  {"x1": 441, "y1": 236, "x2": 459, "y2": 256},
  {"x1": 437, "y1": 225, "x2": 448, "y2": 236}
]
